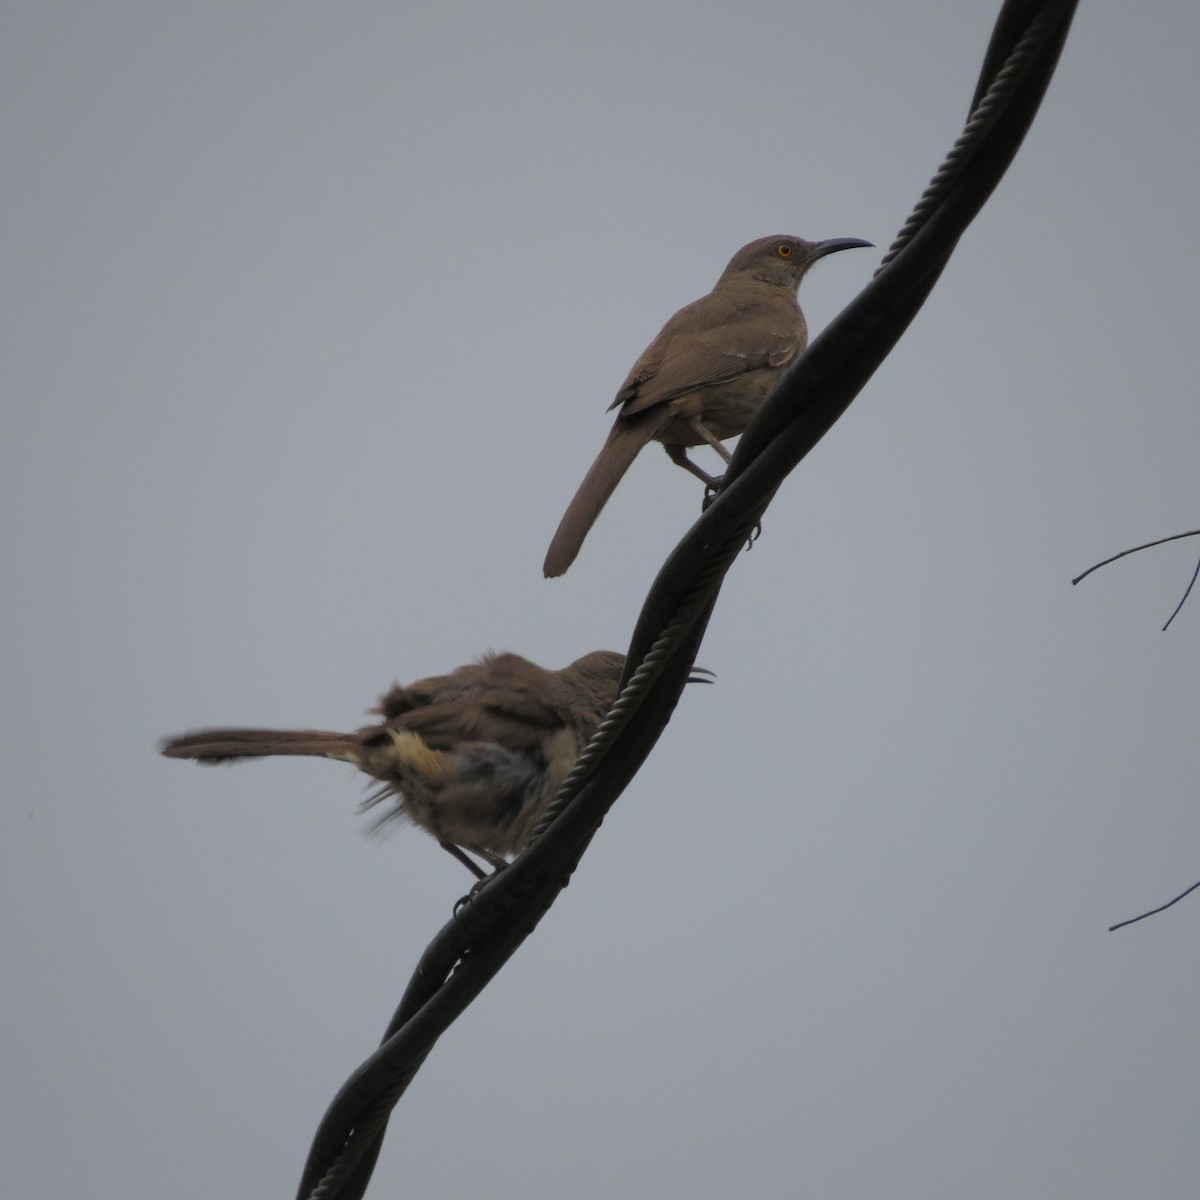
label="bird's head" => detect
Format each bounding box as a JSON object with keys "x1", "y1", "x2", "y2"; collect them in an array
[{"x1": 718, "y1": 234, "x2": 873, "y2": 291}]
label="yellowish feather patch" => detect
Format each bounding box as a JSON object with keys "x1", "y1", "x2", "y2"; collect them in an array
[{"x1": 383, "y1": 728, "x2": 448, "y2": 783}]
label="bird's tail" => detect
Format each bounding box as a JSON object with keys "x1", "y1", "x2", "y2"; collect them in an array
[
  {"x1": 160, "y1": 728, "x2": 360, "y2": 764},
  {"x1": 543, "y1": 413, "x2": 664, "y2": 577}
]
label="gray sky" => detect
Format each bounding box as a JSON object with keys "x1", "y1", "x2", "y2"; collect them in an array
[{"x1": 5, "y1": 3, "x2": 1199, "y2": 1197}]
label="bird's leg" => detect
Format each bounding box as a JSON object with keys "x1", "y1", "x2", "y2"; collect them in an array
[
  {"x1": 664, "y1": 442, "x2": 722, "y2": 488},
  {"x1": 451, "y1": 848, "x2": 510, "y2": 913},
  {"x1": 681, "y1": 418, "x2": 734, "y2": 504},
  {"x1": 438, "y1": 839, "x2": 488, "y2": 879},
  {"x1": 687, "y1": 417, "x2": 734, "y2": 464},
  {"x1": 682, "y1": 419, "x2": 763, "y2": 549},
  {"x1": 466, "y1": 844, "x2": 509, "y2": 872}
]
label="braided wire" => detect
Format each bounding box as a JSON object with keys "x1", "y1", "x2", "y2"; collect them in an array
[
  {"x1": 528, "y1": 538, "x2": 738, "y2": 845},
  {"x1": 305, "y1": 1057, "x2": 425, "y2": 1200},
  {"x1": 306, "y1": 1104, "x2": 393, "y2": 1200},
  {"x1": 876, "y1": 1, "x2": 1063, "y2": 274},
  {"x1": 297, "y1": 530, "x2": 744, "y2": 1200}
]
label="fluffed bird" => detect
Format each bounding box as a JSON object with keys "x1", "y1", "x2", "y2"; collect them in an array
[{"x1": 161, "y1": 650, "x2": 627, "y2": 877}]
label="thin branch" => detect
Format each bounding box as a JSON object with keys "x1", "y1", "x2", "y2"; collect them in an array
[
  {"x1": 1109, "y1": 878, "x2": 1200, "y2": 932},
  {"x1": 1071, "y1": 529, "x2": 1200, "y2": 584},
  {"x1": 1162, "y1": 551, "x2": 1200, "y2": 631}
]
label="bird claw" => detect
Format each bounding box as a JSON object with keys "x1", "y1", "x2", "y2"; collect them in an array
[
  {"x1": 700, "y1": 481, "x2": 762, "y2": 551},
  {"x1": 701, "y1": 477, "x2": 727, "y2": 511},
  {"x1": 453, "y1": 864, "x2": 505, "y2": 915}
]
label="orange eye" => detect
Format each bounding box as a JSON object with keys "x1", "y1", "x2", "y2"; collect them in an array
[{"x1": 776, "y1": 243, "x2": 793, "y2": 258}]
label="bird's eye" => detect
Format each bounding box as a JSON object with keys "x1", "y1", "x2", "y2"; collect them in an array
[{"x1": 776, "y1": 243, "x2": 793, "y2": 258}]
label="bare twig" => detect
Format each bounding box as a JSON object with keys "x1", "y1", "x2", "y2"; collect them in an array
[
  {"x1": 1073, "y1": 529, "x2": 1200, "y2": 629},
  {"x1": 1072, "y1": 529, "x2": 1200, "y2": 584},
  {"x1": 1161, "y1": 552, "x2": 1200, "y2": 631},
  {"x1": 1109, "y1": 878, "x2": 1200, "y2": 932}
]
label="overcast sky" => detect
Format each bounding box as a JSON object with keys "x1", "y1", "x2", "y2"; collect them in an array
[{"x1": 5, "y1": 3, "x2": 1199, "y2": 1198}]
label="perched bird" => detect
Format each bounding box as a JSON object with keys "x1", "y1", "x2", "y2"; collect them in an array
[
  {"x1": 543, "y1": 234, "x2": 872, "y2": 577},
  {"x1": 161, "y1": 650, "x2": 626, "y2": 877}
]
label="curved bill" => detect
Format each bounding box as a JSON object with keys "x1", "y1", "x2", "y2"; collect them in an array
[{"x1": 812, "y1": 236, "x2": 874, "y2": 258}]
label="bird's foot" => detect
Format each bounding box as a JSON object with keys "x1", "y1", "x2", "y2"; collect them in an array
[
  {"x1": 701, "y1": 477, "x2": 727, "y2": 511},
  {"x1": 701, "y1": 481, "x2": 762, "y2": 550},
  {"x1": 453, "y1": 861, "x2": 508, "y2": 915}
]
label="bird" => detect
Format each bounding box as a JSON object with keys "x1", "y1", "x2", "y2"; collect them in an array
[
  {"x1": 161, "y1": 650, "x2": 626, "y2": 877},
  {"x1": 543, "y1": 234, "x2": 872, "y2": 577}
]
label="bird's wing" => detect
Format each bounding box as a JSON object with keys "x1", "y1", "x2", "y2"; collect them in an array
[
  {"x1": 611, "y1": 290, "x2": 800, "y2": 417},
  {"x1": 372, "y1": 654, "x2": 563, "y2": 754}
]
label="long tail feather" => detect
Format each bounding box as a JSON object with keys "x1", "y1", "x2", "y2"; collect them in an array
[
  {"x1": 543, "y1": 414, "x2": 664, "y2": 577},
  {"x1": 160, "y1": 728, "x2": 357, "y2": 764}
]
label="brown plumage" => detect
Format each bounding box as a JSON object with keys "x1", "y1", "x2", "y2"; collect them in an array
[
  {"x1": 543, "y1": 234, "x2": 872, "y2": 577},
  {"x1": 161, "y1": 650, "x2": 625, "y2": 877}
]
